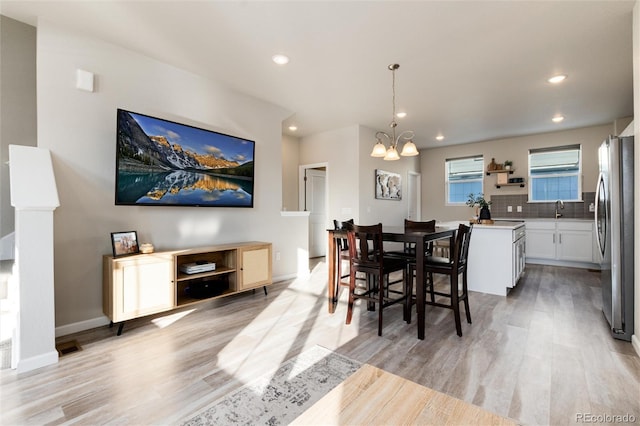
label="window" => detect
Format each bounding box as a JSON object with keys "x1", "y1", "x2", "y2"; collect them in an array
[
  {"x1": 446, "y1": 155, "x2": 484, "y2": 204},
  {"x1": 528, "y1": 145, "x2": 581, "y2": 201}
]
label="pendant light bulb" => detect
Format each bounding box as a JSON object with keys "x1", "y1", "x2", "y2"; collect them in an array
[
  {"x1": 400, "y1": 140, "x2": 419, "y2": 156},
  {"x1": 384, "y1": 146, "x2": 400, "y2": 161},
  {"x1": 371, "y1": 141, "x2": 387, "y2": 157}
]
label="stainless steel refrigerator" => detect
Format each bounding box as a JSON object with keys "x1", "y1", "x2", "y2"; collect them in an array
[{"x1": 595, "y1": 135, "x2": 634, "y2": 341}]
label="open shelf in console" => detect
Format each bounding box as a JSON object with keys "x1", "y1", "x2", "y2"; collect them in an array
[
  {"x1": 176, "y1": 265, "x2": 235, "y2": 282},
  {"x1": 174, "y1": 247, "x2": 237, "y2": 306},
  {"x1": 176, "y1": 274, "x2": 235, "y2": 306}
]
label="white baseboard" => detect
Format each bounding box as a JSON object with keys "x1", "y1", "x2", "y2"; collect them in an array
[
  {"x1": 54, "y1": 273, "x2": 303, "y2": 338},
  {"x1": 55, "y1": 316, "x2": 110, "y2": 337},
  {"x1": 632, "y1": 334, "x2": 640, "y2": 357},
  {"x1": 15, "y1": 349, "x2": 58, "y2": 373},
  {"x1": 525, "y1": 259, "x2": 600, "y2": 270},
  {"x1": 273, "y1": 273, "x2": 300, "y2": 282}
]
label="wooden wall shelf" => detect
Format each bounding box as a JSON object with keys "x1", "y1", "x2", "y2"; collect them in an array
[{"x1": 495, "y1": 182, "x2": 525, "y2": 188}]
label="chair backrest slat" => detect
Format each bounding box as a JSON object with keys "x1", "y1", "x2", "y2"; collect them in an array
[
  {"x1": 451, "y1": 223, "x2": 473, "y2": 269},
  {"x1": 404, "y1": 219, "x2": 436, "y2": 233},
  {"x1": 346, "y1": 223, "x2": 384, "y2": 268},
  {"x1": 334, "y1": 218, "x2": 354, "y2": 251},
  {"x1": 404, "y1": 219, "x2": 436, "y2": 254}
]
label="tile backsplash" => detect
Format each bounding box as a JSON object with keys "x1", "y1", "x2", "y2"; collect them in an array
[{"x1": 489, "y1": 192, "x2": 596, "y2": 220}]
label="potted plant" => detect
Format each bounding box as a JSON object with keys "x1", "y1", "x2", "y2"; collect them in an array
[
  {"x1": 504, "y1": 160, "x2": 513, "y2": 170},
  {"x1": 466, "y1": 193, "x2": 492, "y2": 220}
]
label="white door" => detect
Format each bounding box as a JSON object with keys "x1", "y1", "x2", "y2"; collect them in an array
[
  {"x1": 305, "y1": 169, "x2": 326, "y2": 258},
  {"x1": 407, "y1": 172, "x2": 421, "y2": 220}
]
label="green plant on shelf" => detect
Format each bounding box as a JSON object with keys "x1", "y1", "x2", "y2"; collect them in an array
[{"x1": 466, "y1": 193, "x2": 491, "y2": 209}]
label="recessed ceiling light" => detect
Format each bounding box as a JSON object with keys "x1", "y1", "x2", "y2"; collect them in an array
[
  {"x1": 548, "y1": 74, "x2": 567, "y2": 84},
  {"x1": 396, "y1": 112, "x2": 407, "y2": 118},
  {"x1": 272, "y1": 54, "x2": 290, "y2": 65},
  {"x1": 552, "y1": 115, "x2": 565, "y2": 123},
  {"x1": 288, "y1": 125, "x2": 298, "y2": 131},
  {"x1": 436, "y1": 135, "x2": 445, "y2": 141}
]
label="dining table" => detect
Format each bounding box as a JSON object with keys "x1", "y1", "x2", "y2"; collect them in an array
[{"x1": 327, "y1": 225, "x2": 457, "y2": 340}]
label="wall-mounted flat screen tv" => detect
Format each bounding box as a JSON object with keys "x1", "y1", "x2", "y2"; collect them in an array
[{"x1": 115, "y1": 109, "x2": 255, "y2": 207}]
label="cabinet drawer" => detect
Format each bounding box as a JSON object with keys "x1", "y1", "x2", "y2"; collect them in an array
[
  {"x1": 512, "y1": 227, "x2": 526, "y2": 242},
  {"x1": 557, "y1": 221, "x2": 593, "y2": 231},
  {"x1": 525, "y1": 221, "x2": 555, "y2": 230}
]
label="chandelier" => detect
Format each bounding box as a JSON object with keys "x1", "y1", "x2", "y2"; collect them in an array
[{"x1": 370, "y1": 63, "x2": 418, "y2": 160}]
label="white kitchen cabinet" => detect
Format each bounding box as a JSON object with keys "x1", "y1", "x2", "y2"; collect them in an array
[
  {"x1": 459, "y1": 221, "x2": 525, "y2": 296},
  {"x1": 525, "y1": 220, "x2": 595, "y2": 265},
  {"x1": 513, "y1": 228, "x2": 526, "y2": 284},
  {"x1": 524, "y1": 221, "x2": 556, "y2": 259},
  {"x1": 556, "y1": 222, "x2": 594, "y2": 262}
]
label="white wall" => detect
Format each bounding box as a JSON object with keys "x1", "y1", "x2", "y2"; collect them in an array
[
  {"x1": 299, "y1": 125, "x2": 360, "y2": 226},
  {"x1": 282, "y1": 134, "x2": 300, "y2": 211},
  {"x1": 0, "y1": 16, "x2": 37, "y2": 245},
  {"x1": 298, "y1": 124, "x2": 420, "y2": 228},
  {"x1": 35, "y1": 21, "x2": 306, "y2": 331},
  {"x1": 420, "y1": 124, "x2": 614, "y2": 221}
]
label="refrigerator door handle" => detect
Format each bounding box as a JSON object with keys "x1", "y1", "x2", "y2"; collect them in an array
[
  {"x1": 595, "y1": 172, "x2": 606, "y2": 256},
  {"x1": 608, "y1": 137, "x2": 624, "y2": 333}
]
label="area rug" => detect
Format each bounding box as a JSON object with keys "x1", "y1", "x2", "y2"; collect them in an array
[{"x1": 182, "y1": 345, "x2": 362, "y2": 425}]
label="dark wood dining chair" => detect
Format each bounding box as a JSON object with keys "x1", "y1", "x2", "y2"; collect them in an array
[
  {"x1": 333, "y1": 219, "x2": 354, "y2": 300},
  {"x1": 385, "y1": 219, "x2": 437, "y2": 259},
  {"x1": 409, "y1": 223, "x2": 473, "y2": 336},
  {"x1": 386, "y1": 219, "x2": 436, "y2": 296},
  {"x1": 403, "y1": 219, "x2": 437, "y2": 257},
  {"x1": 345, "y1": 223, "x2": 409, "y2": 336}
]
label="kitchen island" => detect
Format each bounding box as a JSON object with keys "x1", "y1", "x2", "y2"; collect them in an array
[{"x1": 439, "y1": 220, "x2": 525, "y2": 296}]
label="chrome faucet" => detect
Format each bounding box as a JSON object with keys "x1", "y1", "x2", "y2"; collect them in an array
[{"x1": 555, "y1": 200, "x2": 564, "y2": 219}]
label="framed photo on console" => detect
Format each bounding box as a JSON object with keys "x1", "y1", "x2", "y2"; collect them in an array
[{"x1": 111, "y1": 231, "x2": 140, "y2": 257}]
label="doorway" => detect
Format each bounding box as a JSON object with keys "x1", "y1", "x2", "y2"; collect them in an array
[
  {"x1": 407, "y1": 171, "x2": 421, "y2": 220},
  {"x1": 299, "y1": 164, "x2": 328, "y2": 258}
]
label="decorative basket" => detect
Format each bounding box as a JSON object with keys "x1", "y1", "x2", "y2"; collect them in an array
[{"x1": 140, "y1": 243, "x2": 155, "y2": 254}]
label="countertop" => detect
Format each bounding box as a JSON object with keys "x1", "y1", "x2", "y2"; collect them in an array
[
  {"x1": 436, "y1": 218, "x2": 592, "y2": 231},
  {"x1": 492, "y1": 217, "x2": 593, "y2": 222},
  {"x1": 438, "y1": 220, "x2": 524, "y2": 230},
  {"x1": 474, "y1": 220, "x2": 525, "y2": 230}
]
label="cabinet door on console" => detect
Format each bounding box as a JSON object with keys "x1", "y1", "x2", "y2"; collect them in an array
[
  {"x1": 238, "y1": 244, "x2": 272, "y2": 290},
  {"x1": 104, "y1": 254, "x2": 175, "y2": 322}
]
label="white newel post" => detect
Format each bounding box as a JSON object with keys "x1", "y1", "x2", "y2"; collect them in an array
[{"x1": 8, "y1": 145, "x2": 60, "y2": 373}]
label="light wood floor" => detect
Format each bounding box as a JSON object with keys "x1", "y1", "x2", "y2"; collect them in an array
[
  {"x1": 293, "y1": 364, "x2": 516, "y2": 425},
  {"x1": 1, "y1": 262, "x2": 639, "y2": 425}
]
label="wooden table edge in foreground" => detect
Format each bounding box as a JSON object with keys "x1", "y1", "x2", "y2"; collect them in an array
[{"x1": 291, "y1": 363, "x2": 516, "y2": 426}]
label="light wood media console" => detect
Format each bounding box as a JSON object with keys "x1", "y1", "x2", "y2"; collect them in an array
[{"x1": 103, "y1": 241, "x2": 272, "y2": 335}]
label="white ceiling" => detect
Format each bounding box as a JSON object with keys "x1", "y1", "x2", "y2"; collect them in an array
[{"x1": 1, "y1": 1, "x2": 635, "y2": 149}]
